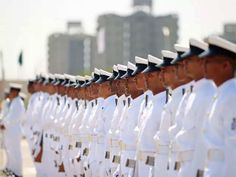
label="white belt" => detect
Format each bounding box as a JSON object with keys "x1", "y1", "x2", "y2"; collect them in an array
[
  {"x1": 208, "y1": 149, "x2": 224, "y2": 161},
  {"x1": 156, "y1": 144, "x2": 169, "y2": 154},
  {"x1": 94, "y1": 136, "x2": 105, "y2": 144},
  {"x1": 137, "y1": 151, "x2": 155, "y2": 161},
  {"x1": 78, "y1": 136, "x2": 90, "y2": 143},
  {"x1": 170, "y1": 142, "x2": 180, "y2": 152},
  {"x1": 109, "y1": 139, "x2": 120, "y2": 147},
  {"x1": 176, "y1": 150, "x2": 194, "y2": 162},
  {"x1": 120, "y1": 142, "x2": 136, "y2": 151}
]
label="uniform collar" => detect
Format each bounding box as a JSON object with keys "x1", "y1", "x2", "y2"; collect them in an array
[
  {"x1": 193, "y1": 78, "x2": 216, "y2": 92},
  {"x1": 132, "y1": 93, "x2": 145, "y2": 104},
  {"x1": 217, "y1": 78, "x2": 236, "y2": 95},
  {"x1": 153, "y1": 90, "x2": 166, "y2": 101},
  {"x1": 104, "y1": 94, "x2": 116, "y2": 104},
  {"x1": 172, "y1": 84, "x2": 185, "y2": 98}
]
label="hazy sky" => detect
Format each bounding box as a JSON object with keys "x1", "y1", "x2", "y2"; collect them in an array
[{"x1": 0, "y1": 0, "x2": 235, "y2": 79}]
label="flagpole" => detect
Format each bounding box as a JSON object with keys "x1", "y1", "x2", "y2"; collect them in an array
[{"x1": 0, "y1": 51, "x2": 5, "y2": 81}]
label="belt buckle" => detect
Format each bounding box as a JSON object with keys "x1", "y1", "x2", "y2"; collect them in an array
[
  {"x1": 83, "y1": 148, "x2": 89, "y2": 156},
  {"x1": 196, "y1": 169, "x2": 204, "y2": 177},
  {"x1": 75, "y1": 142, "x2": 82, "y2": 148},
  {"x1": 174, "y1": 161, "x2": 181, "y2": 171},
  {"x1": 68, "y1": 144, "x2": 73, "y2": 150},
  {"x1": 105, "y1": 151, "x2": 110, "y2": 159},
  {"x1": 112, "y1": 155, "x2": 121, "y2": 164},
  {"x1": 145, "y1": 156, "x2": 155, "y2": 166},
  {"x1": 126, "y1": 159, "x2": 136, "y2": 168}
]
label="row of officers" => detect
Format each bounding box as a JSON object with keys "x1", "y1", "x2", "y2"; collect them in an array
[{"x1": 1, "y1": 35, "x2": 236, "y2": 177}]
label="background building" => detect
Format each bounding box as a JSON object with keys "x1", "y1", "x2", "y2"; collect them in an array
[
  {"x1": 95, "y1": 0, "x2": 178, "y2": 69},
  {"x1": 48, "y1": 22, "x2": 96, "y2": 75},
  {"x1": 222, "y1": 23, "x2": 236, "y2": 43}
]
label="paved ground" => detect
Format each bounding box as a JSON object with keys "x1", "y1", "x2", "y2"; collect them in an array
[{"x1": 0, "y1": 139, "x2": 36, "y2": 177}]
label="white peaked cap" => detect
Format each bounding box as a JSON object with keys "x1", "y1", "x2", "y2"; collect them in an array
[
  {"x1": 174, "y1": 44, "x2": 189, "y2": 53},
  {"x1": 94, "y1": 68, "x2": 100, "y2": 75},
  {"x1": 85, "y1": 75, "x2": 92, "y2": 80},
  {"x1": 113, "y1": 65, "x2": 118, "y2": 72},
  {"x1": 55, "y1": 74, "x2": 64, "y2": 80},
  {"x1": 189, "y1": 38, "x2": 208, "y2": 50},
  {"x1": 148, "y1": 55, "x2": 162, "y2": 65},
  {"x1": 135, "y1": 56, "x2": 148, "y2": 64},
  {"x1": 100, "y1": 69, "x2": 112, "y2": 77},
  {"x1": 161, "y1": 50, "x2": 177, "y2": 59},
  {"x1": 76, "y1": 75, "x2": 85, "y2": 81},
  {"x1": 117, "y1": 64, "x2": 127, "y2": 71},
  {"x1": 9, "y1": 83, "x2": 22, "y2": 90},
  {"x1": 64, "y1": 74, "x2": 75, "y2": 81},
  {"x1": 48, "y1": 73, "x2": 55, "y2": 79},
  {"x1": 127, "y1": 62, "x2": 137, "y2": 71},
  {"x1": 207, "y1": 35, "x2": 236, "y2": 53}
]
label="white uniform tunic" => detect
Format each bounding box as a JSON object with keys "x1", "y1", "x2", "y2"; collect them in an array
[
  {"x1": 93, "y1": 95, "x2": 117, "y2": 177},
  {"x1": 108, "y1": 95, "x2": 126, "y2": 175},
  {"x1": 84, "y1": 97, "x2": 104, "y2": 177},
  {"x1": 70, "y1": 100, "x2": 87, "y2": 176},
  {"x1": 175, "y1": 79, "x2": 216, "y2": 177},
  {"x1": 204, "y1": 78, "x2": 236, "y2": 177},
  {"x1": 119, "y1": 94, "x2": 144, "y2": 177},
  {"x1": 168, "y1": 82, "x2": 194, "y2": 177},
  {"x1": 2, "y1": 96, "x2": 25, "y2": 176},
  {"x1": 154, "y1": 86, "x2": 184, "y2": 177},
  {"x1": 135, "y1": 91, "x2": 166, "y2": 177},
  {"x1": 23, "y1": 93, "x2": 38, "y2": 150}
]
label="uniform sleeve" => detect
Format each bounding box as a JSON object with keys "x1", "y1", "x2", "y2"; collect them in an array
[
  {"x1": 3, "y1": 100, "x2": 25, "y2": 129},
  {"x1": 223, "y1": 95, "x2": 236, "y2": 177},
  {"x1": 156, "y1": 104, "x2": 172, "y2": 145}
]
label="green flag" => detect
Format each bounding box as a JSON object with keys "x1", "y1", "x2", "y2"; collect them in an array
[{"x1": 18, "y1": 51, "x2": 23, "y2": 66}]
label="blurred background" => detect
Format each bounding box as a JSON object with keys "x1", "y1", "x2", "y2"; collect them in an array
[{"x1": 0, "y1": 0, "x2": 236, "y2": 97}]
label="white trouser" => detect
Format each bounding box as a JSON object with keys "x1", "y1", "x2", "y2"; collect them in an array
[
  {"x1": 109, "y1": 146, "x2": 120, "y2": 176},
  {"x1": 73, "y1": 148, "x2": 84, "y2": 176},
  {"x1": 120, "y1": 150, "x2": 136, "y2": 177},
  {"x1": 204, "y1": 161, "x2": 224, "y2": 177},
  {"x1": 134, "y1": 160, "x2": 150, "y2": 177},
  {"x1": 154, "y1": 154, "x2": 168, "y2": 177},
  {"x1": 4, "y1": 130, "x2": 22, "y2": 176},
  {"x1": 95, "y1": 143, "x2": 106, "y2": 177},
  {"x1": 168, "y1": 152, "x2": 178, "y2": 177}
]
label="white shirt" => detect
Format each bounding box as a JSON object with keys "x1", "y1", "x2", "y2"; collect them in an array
[
  {"x1": 204, "y1": 78, "x2": 236, "y2": 177},
  {"x1": 94, "y1": 95, "x2": 117, "y2": 137},
  {"x1": 108, "y1": 94, "x2": 126, "y2": 141},
  {"x1": 120, "y1": 94, "x2": 145, "y2": 147},
  {"x1": 138, "y1": 91, "x2": 166, "y2": 152},
  {"x1": 3, "y1": 96, "x2": 25, "y2": 133},
  {"x1": 155, "y1": 85, "x2": 185, "y2": 147},
  {"x1": 176, "y1": 79, "x2": 216, "y2": 151}
]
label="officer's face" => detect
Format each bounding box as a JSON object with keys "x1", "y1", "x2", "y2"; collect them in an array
[
  {"x1": 99, "y1": 81, "x2": 111, "y2": 97},
  {"x1": 9, "y1": 89, "x2": 19, "y2": 100},
  {"x1": 159, "y1": 69, "x2": 165, "y2": 86},
  {"x1": 185, "y1": 56, "x2": 204, "y2": 79},
  {"x1": 91, "y1": 83, "x2": 99, "y2": 97},
  {"x1": 27, "y1": 84, "x2": 33, "y2": 94},
  {"x1": 127, "y1": 77, "x2": 137, "y2": 94},
  {"x1": 203, "y1": 56, "x2": 232, "y2": 86},
  {"x1": 176, "y1": 62, "x2": 186, "y2": 81},
  {"x1": 146, "y1": 72, "x2": 158, "y2": 90},
  {"x1": 58, "y1": 85, "x2": 66, "y2": 96},
  {"x1": 111, "y1": 80, "x2": 117, "y2": 93},
  {"x1": 78, "y1": 88, "x2": 85, "y2": 99},
  {"x1": 135, "y1": 73, "x2": 147, "y2": 91},
  {"x1": 163, "y1": 66, "x2": 176, "y2": 88},
  {"x1": 117, "y1": 79, "x2": 128, "y2": 96}
]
